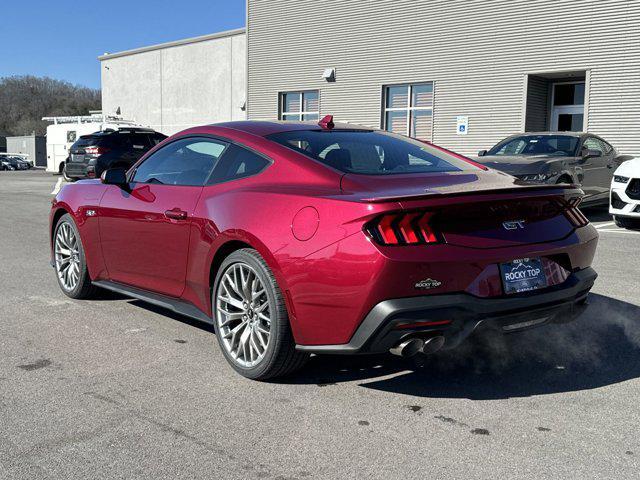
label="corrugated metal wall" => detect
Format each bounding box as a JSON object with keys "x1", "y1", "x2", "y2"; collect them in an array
[{"x1": 247, "y1": 0, "x2": 640, "y2": 156}]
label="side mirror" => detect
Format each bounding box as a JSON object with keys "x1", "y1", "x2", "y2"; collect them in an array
[
  {"x1": 478, "y1": 150, "x2": 488, "y2": 157},
  {"x1": 101, "y1": 168, "x2": 128, "y2": 186},
  {"x1": 582, "y1": 148, "x2": 601, "y2": 160}
]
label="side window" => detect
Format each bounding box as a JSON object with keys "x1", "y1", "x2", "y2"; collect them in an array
[
  {"x1": 128, "y1": 134, "x2": 150, "y2": 150},
  {"x1": 207, "y1": 145, "x2": 269, "y2": 184},
  {"x1": 148, "y1": 133, "x2": 167, "y2": 146},
  {"x1": 497, "y1": 139, "x2": 526, "y2": 155},
  {"x1": 601, "y1": 140, "x2": 614, "y2": 155},
  {"x1": 583, "y1": 137, "x2": 604, "y2": 155},
  {"x1": 108, "y1": 133, "x2": 129, "y2": 149},
  {"x1": 133, "y1": 138, "x2": 228, "y2": 186}
]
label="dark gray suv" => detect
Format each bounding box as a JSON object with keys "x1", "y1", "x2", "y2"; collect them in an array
[{"x1": 63, "y1": 127, "x2": 166, "y2": 181}]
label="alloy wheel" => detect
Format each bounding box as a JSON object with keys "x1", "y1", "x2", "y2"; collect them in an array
[
  {"x1": 216, "y1": 262, "x2": 272, "y2": 368},
  {"x1": 55, "y1": 222, "x2": 80, "y2": 291}
]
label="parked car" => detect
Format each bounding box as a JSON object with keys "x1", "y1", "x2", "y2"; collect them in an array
[
  {"x1": 1, "y1": 155, "x2": 31, "y2": 170},
  {"x1": 50, "y1": 118, "x2": 598, "y2": 380},
  {"x1": 476, "y1": 133, "x2": 630, "y2": 206},
  {"x1": 0, "y1": 158, "x2": 14, "y2": 170},
  {"x1": 610, "y1": 157, "x2": 640, "y2": 229},
  {"x1": 63, "y1": 127, "x2": 167, "y2": 181}
]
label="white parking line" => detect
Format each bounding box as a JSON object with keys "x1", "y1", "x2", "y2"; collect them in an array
[
  {"x1": 597, "y1": 228, "x2": 640, "y2": 235},
  {"x1": 51, "y1": 178, "x2": 62, "y2": 195},
  {"x1": 594, "y1": 222, "x2": 615, "y2": 229}
]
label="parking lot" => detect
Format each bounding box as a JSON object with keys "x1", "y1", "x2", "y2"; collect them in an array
[{"x1": 1, "y1": 169, "x2": 639, "y2": 479}]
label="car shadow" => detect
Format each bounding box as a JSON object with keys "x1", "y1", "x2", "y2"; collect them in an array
[
  {"x1": 282, "y1": 293, "x2": 640, "y2": 400},
  {"x1": 90, "y1": 288, "x2": 129, "y2": 302},
  {"x1": 122, "y1": 291, "x2": 640, "y2": 400},
  {"x1": 127, "y1": 299, "x2": 216, "y2": 333}
]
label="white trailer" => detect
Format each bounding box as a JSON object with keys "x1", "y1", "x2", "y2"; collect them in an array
[{"x1": 43, "y1": 114, "x2": 144, "y2": 173}]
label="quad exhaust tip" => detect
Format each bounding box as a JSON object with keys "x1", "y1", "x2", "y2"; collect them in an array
[
  {"x1": 390, "y1": 335, "x2": 445, "y2": 357},
  {"x1": 421, "y1": 335, "x2": 445, "y2": 355}
]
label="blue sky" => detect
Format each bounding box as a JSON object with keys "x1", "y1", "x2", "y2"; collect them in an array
[{"x1": 0, "y1": 0, "x2": 245, "y2": 89}]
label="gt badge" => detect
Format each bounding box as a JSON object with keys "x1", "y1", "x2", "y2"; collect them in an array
[
  {"x1": 415, "y1": 278, "x2": 442, "y2": 290},
  {"x1": 502, "y1": 219, "x2": 525, "y2": 230}
]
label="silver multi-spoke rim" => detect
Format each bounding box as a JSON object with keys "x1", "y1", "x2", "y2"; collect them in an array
[
  {"x1": 216, "y1": 262, "x2": 272, "y2": 368},
  {"x1": 55, "y1": 222, "x2": 80, "y2": 291}
]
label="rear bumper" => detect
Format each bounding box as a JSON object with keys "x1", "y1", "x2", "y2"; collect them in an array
[
  {"x1": 64, "y1": 162, "x2": 89, "y2": 178},
  {"x1": 65, "y1": 163, "x2": 99, "y2": 178},
  {"x1": 296, "y1": 267, "x2": 597, "y2": 354}
]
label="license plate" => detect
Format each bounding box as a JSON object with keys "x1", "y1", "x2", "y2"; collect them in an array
[
  {"x1": 499, "y1": 258, "x2": 547, "y2": 294},
  {"x1": 71, "y1": 154, "x2": 84, "y2": 163}
]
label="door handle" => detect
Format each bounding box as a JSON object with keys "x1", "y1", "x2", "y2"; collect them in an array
[{"x1": 165, "y1": 208, "x2": 188, "y2": 220}]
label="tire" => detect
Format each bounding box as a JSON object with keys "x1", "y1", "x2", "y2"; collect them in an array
[
  {"x1": 212, "y1": 248, "x2": 309, "y2": 380},
  {"x1": 53, "y1": 214, "x2": 97, "y2": 299},
  {"x1": 614, "y1": 216, "x2": 640, "y2": 230}
]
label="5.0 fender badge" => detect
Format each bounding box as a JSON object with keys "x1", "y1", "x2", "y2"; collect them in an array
[{"x1": 415, "y1": 278, "x2": 442, "y2": 290}]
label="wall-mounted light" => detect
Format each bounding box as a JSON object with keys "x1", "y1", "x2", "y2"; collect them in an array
[{"x1": 322, "y1": 68, "x2": 336, "y2": 82}]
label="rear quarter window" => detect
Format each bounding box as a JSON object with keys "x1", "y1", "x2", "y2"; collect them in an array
[{"x1": 207, "y1": 145, "x2": 270, "y2": 184}]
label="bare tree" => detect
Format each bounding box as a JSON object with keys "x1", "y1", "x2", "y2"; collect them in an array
[{"x1": 0, "y1": 76, "x2": 101, "y2": 136}]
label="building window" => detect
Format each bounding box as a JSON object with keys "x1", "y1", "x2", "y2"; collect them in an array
[
  {"x1": 279, "y1": 91, "x2": 319, "y2": 121},
  {"x1": 383, "y1": 83, "x2": 433, "y2": 141}
]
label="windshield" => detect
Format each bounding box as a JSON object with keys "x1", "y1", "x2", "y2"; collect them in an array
[
  {"x1": 488, "y1": 135, "x2": 579, "y2": 157},
  {"x1": 267, "y1": 130, "x2": 479, "y2": 175}
]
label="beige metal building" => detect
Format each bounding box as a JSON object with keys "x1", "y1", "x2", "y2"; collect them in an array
[
  {"x1": 99, "y1": 28, "x2": 246, "y2": 136},
  {"x1": 247, "y1": 0, "x2": 640, "y2": 156}
]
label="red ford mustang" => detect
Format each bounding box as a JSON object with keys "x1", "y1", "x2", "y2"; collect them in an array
[{"x1": 50, "y1": 118, "x2": 598, "y2": 379}]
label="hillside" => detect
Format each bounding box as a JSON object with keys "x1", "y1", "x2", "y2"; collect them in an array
[{"x1": 0, "y1": 75, "x2": 101, "y2": 136}]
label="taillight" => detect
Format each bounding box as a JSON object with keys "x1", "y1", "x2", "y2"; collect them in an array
[
  {"x1": 366, "y1": 211, "x2": 440, "y2": 246},
  {"x1": 85, "y1": 146, "x2": 110, "y2": 156},
  {"x1": 563, "y1": 198, "x2": 589, "y2": 227}
]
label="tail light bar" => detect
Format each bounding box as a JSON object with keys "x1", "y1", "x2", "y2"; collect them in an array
[
  {"x1": 366, "y1": 211, "x2": 440, "y2": 246},
  {"x1": 85, "y1": 146, "x2": 110, "y2": 156}
]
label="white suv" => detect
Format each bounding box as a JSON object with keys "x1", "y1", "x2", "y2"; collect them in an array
[{"x1": 610, "y1": 158, "x2": 640, "y2": 229}]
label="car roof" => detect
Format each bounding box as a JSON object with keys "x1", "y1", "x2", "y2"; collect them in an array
[
  {"x1": 508, "y1": 132, "x2": 585, "y2": 137},
  {"x1": 83, "y1": 127, "x2": 158, "y2": 137},
  {"x1": 210, "y1": 120, "x2": 372, "y2": 137}
]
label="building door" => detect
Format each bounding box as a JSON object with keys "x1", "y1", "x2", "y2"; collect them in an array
[{"x1": 550, "y1": 82, "x2": 585, "y2": 131}]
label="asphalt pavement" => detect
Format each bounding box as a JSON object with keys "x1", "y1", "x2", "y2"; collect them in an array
[{"x1": 1, "y1": 170, "x2": 639, "y2": 479}]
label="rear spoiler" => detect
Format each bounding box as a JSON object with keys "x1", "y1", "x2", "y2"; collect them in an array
[{"x1": 362, "y1": 183, "x2": 584, "y2": 203}]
